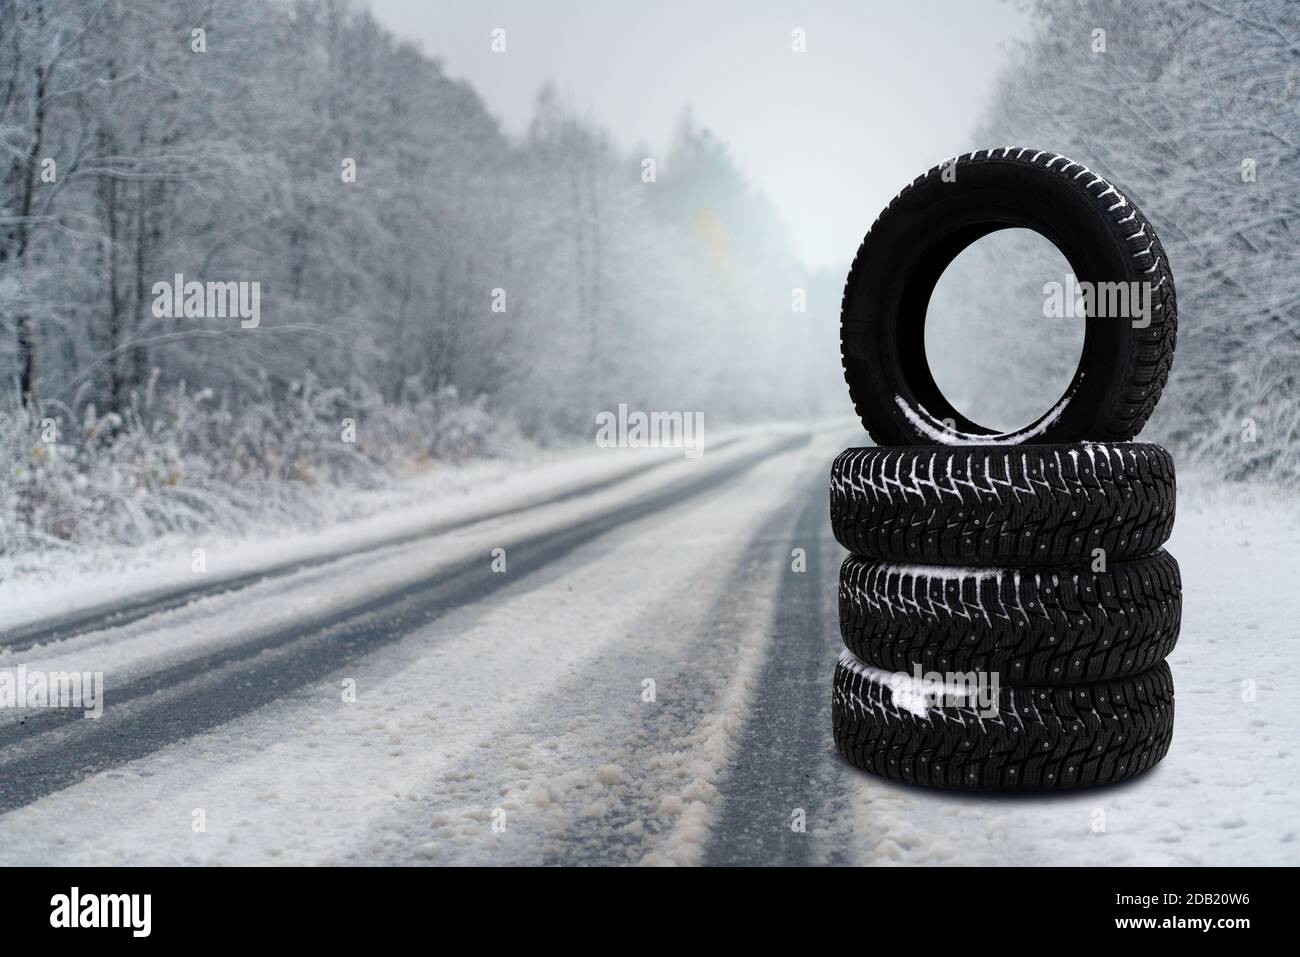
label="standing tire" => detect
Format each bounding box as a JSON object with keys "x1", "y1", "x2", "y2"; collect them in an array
[
  {"x1": 829, "y1": 443, "x2": 1175, "y2": 566},
  {"x1": 832, "y1": 651, "x2": 1174, "y2": 791},
  {"x1": 840, "y1": 148, "x2": 1177, "y2": 446}
]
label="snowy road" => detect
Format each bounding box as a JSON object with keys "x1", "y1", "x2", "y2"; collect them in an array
[{"x1": 0, "y1": 425, "x2": 1295, "y2": 865}]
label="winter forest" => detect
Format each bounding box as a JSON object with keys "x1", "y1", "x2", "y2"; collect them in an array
[
  {"x1": 937, "y1": 0, "x2": 1298, "y2": 482},
  {"x1": 0, "y1": 0, "x2": 842, "y2": 555},
  {"x1": 1, "y1": 0, "x2": 1297, "y2": 560}
]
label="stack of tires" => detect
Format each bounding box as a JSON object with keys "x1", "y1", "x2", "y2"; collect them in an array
[{"x1": 830, "y1": 149, "x2": 1180, "y2": 791}]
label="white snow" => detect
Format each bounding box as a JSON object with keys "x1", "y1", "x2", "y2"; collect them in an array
[
  {"x1": 867, "y1": 562, "x2": 1008, "y2": 581},
  {"x1": 836, "y1": 648, "x2": 986, "y2": 718},
  {"x1": 0, "y1": 422, "x2": 794, "y2": 633},
  {"x1": 893, "y1": 386, "x2": 1076, "y2": 445}
]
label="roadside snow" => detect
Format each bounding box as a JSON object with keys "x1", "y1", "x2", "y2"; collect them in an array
[{"x1": 0, "y1": 422, "x2": 800, "y2": 633}]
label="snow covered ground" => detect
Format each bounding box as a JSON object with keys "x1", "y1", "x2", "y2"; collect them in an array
[{"x1": 0, "y1": 425, "x2": 1295, "y2": 865}]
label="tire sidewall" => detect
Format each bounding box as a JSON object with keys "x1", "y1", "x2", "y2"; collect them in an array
[{"x1": 842, "y1": 157, "x2": 1142, "y2": 444}]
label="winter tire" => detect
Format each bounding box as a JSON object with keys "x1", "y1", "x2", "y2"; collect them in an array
[
  {"x1": 832, "y1": 652, "x2": 1174, "y2": 791},
  {"x1": 829, "y1": 443, "x2": 1175, "y2": 566},
  {"x1": 839, "y1": 550, "x2": 1181, "y2": 685},
  {"x1": 840, "y1": 148, "x2": 1177, "y2": 446}
]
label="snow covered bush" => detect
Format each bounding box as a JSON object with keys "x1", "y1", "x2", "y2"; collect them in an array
[{"x1": 0, "y1": 380, "x2": 523, "y2": 556}]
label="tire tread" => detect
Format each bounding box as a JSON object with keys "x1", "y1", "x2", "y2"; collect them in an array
[{"x1": 832, "y1": 653, "x2": 1174, "y2": 791}]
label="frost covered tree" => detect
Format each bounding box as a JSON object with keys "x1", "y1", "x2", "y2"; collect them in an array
[{"x1": 954, "y1": 0, "x2": 1299, "y2": 481}]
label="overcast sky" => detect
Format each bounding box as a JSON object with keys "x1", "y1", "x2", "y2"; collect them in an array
[{"x1": 366, "y1": 0, "x2": 1034, "y2": 271}]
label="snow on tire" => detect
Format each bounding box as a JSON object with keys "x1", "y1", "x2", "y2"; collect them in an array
[
  {"x1": 839, "y1": 550, "x2": 1181, "y2": 686},
  {"x1": 840, "y1": 148, "x2": 1177, "y2": 446},
  {"x1": 829, "y1": 443, "x2": 1174, "y2": 566},
  {"x1": 832, "y1": 651, "x2": 1174, "y2": 791}
]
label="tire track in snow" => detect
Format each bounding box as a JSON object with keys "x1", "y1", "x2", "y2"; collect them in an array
[
  {"x1": 700, "y1": 463, "x2": 851, "y2": 865},
  {"x1": 529, "y1": 439, "x2": 851, "y2": 865},
  {"x1": 0, "y1": 433, "x2": 806, "y2": 816},
  {"x1": 539, "y1": 471, "x2": 810, "y2": 866},
  {"x1": 350, "y1": 437, "x2": 837, "y2": 865}
]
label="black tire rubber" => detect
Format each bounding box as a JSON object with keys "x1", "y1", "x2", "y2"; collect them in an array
[
  {"x1": 829, "y1": 443, "x2": 1175, "y2": 566},
  {"x1": 840, "y1": 148, "x2": 1177, "y2": 446},
  {"x1": 839, "y1": 550, "x2": 1181, "y2": 686},
  {"x1": 832, "y1": 652, "x2": 1174, "y2": 791}
]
